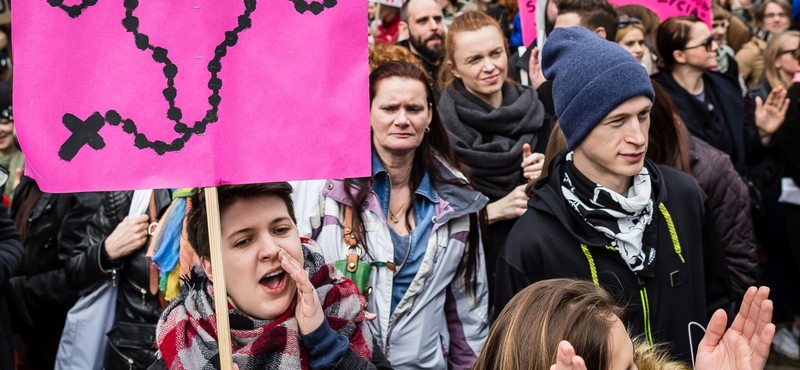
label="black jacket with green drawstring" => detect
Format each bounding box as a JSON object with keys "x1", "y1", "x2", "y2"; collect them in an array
[{"x1": 494, "y1": 151, "x2": 732, "y2": 364}]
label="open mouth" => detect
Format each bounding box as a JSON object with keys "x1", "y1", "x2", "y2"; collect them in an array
[{"x1": 259, "y1": 268, "x2": 286, "y2": 291}]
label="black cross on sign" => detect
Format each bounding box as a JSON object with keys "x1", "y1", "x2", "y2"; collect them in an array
[{"x1": 58, "y1": 112, "x2": 106, "y2": 161}]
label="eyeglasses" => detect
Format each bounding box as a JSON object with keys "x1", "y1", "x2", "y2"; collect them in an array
[
  {"x1": 764, "y1": 12, "x2": 788, "y2": 19},
  {"x1": 711, "y1": 20, "x2": 730, "y2": 28},
  {"x1": 779, "y1": 48, "x2": 798, "y2": 58},
  {"x1": 619, "y1": 17, "x2": 643, "y2": 28},
  {"x1": 683, "y1": 35, "x2": 716, "y2": 51}
]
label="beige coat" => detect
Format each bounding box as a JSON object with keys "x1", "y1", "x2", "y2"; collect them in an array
[{"x1": 735, "y1": 37, "x2": 767, "y2": 88}]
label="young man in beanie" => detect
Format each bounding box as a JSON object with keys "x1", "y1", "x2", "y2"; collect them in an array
[{"x1": 494, "y1": 27, "x2": 732, "y2": 363}]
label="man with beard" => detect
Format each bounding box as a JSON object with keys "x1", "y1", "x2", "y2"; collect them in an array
[{"x1": 399, "y1": 0, "x2": 446, "y2": 82}]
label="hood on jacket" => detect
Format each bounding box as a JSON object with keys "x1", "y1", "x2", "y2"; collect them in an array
[{"x1": 528, "y1": 150, "x2": 667, "y2": 247}]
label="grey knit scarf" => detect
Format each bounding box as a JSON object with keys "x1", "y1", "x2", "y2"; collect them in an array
[{"x1": 438, "y1": 80, "x2": 546, "y2": 200}]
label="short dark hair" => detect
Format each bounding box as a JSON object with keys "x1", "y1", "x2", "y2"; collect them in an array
[
  {"x1": 401, "y1": 0, "x2": 412, "y2": 23},
  {"x1": 557, "y1": 0, "x2": 619, "y2": 41},
  {"x1": 186, "y1": 182, "x2": 297, "y2": 259}
]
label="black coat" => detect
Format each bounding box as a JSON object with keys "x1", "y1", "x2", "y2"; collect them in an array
[
  {"x1": 495, "y1": 152, "x2": 732, "y2": 363},
  {"x1": 651, "y1": 71, "x2": 769, "y2": 172},
  {"x1": 65, "y1": 190, "x2": 172, "y2": 370},
  {"x1": 689, "y1": 137, "x2": 758, "y2": 302},
  {"x1": 780, "y1": 82, "x2": 800, "y2": 186},
  {"x1": 0, "y1": 201, "x2": 26, "y2": 370},
  {"x1": 9, "y1": 176, "x2": 102, "y2": 370}
]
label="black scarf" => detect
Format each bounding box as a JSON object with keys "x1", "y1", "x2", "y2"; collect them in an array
[
  {"x1": 562, "y1": 154, "x2": 656, "y2": 275},
  {"x1": 438, "y1": 80, "x2": 546, "y2": 200},
  {"x1": 753, "y1": 27, "x2": 772, "y2": 43}
]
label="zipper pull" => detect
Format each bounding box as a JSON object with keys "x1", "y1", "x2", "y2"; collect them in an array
[
  {"x1": 637, "y1": 277, "x2": 645, "y2": 289},
  {"x1": 141, "y1": 288, "x2": 147, "y2": 305},
  {"x1": 128, "y1": 358, "x2": 134, "y2": 370},
  {"x1": 111, "y1": 269, "x2": 117, "y2": 287}
]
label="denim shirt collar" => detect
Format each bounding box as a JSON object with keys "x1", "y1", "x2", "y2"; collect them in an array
[{"x1": 372, "y1": 150, "x2": 439, "y2": 204}]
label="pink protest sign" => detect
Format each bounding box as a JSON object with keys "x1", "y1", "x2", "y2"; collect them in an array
[
  {"x1": 519, "y1": 0, "x2": 710, "y2": 47},
  {"x1": 13, "y1": 0, "x2": 370, "y2": 193},
  {"x1": 518, "y1": 0, "x2": 538, "y2": 48},
  {"x1": 612, "y1": 0, "x2": 711, "y2": 26}
]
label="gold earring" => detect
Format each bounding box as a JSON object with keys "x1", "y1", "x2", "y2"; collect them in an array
[{"x1": 425, "y1": 126, "x2": 431, "y2": 133}]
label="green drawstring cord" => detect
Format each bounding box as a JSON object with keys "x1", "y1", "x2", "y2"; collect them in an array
[
  {"x1": 659, "y1": 203, "x2": 684, "y2": 263},
  {"x1": 580, "y1": 203, "x2": 683, "y2": 346},
  {"x1": 638, "y1": 278, "x2": 654, "y2": 345},
  {"x1": 581, "y1": 244, "x2": 599, "y2": 286}
]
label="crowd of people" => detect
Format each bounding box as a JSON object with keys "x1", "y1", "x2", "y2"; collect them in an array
[{"x1": 1, "y1": 0, "x2": 800, "y2": 368}]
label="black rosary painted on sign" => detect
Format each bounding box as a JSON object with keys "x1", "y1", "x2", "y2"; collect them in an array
[{"x1": 48, "y1": 0, "x2": 337, "y2": 161}]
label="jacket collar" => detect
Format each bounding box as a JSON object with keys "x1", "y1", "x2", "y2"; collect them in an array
[
  {"x1": 530, "y1": 150, "x2": 667, "y2": 246},
  {"x1": 372, "y1": 150, "x2": 439, "y2": 205},
  {"x1": 323, "y1": 155, "x2": 487, "y2": 223}
]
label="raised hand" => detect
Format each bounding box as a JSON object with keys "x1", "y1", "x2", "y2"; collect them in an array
[
  {"x1": 522, "y1": 143, "x2": 546, "y2": 181},
  {"x1": 279, "y1": 248, "x2": 325, "y2": 335},
  {"x1": 549, "y1": 341, "x2": 587, "y2": 370},
  {"x1": 528, "y1": 47, "x2": 548, "y2": 90},
  {"x1": 755, "y1": 87, "x2": 790, "y2": 145},
  {"x1": 695, "y1": 286, "x2": 775, "y2": 370}
]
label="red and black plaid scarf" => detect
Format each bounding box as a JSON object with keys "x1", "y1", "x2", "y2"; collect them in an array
[{"x1": 156, "y1": 241, "x2": 373, "y2": 369}]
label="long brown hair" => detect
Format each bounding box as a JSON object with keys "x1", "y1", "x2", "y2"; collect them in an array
[
  {"x1": 438, "y1": 11, "x2": 511, "y2": 89},
  {"x1": 646, "y1": 79, "x2": 692, "y2": 173},
  {"x1": 762, "y1": 30, "x2": 800, "y2": 89},
  {"x1": 473, "y1": 279, "x2": 624, "y2": 370},
  {"x1": 349, "y1": 61, "x2": 485, "y2": 293},
  {"x1": 525, "y1": 123, "x2": 566, "y2": 197}
]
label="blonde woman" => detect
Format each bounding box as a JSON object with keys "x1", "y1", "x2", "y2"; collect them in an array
[{"x1": 615, "y1": 17, "x2": 655, "y2": 74}]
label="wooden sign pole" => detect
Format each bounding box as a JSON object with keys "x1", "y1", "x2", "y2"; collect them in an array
[{"x1": 204, "y1": 187, "x2": 234, "y2": 370}]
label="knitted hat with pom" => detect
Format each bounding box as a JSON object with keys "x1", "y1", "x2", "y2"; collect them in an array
[{"x1": 541, "y1": 27, "x2": 654, "y2": 150}]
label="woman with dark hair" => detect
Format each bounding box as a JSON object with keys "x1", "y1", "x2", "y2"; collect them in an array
[
  {"x1": 292, "y1": 61, "x2": 489, "y2": 370},
  {"x1": 475, "y1": 279, "x2": 775, "y2": 370},
  {"x1": 648, "y1": 79, "x2": 758, "y2": 303},
  {"x1": 652, "y1": 15, "x2": 789, "y2": 173},
  {"x1": 735, "y1": 0, "x2": 792, "y2": 88},
  {"x1": 437, "y1": 12, "x2": 549, "y2": 296},
  {"x1": 150, "y1": 183, "x2": 391, "y2": 370}
]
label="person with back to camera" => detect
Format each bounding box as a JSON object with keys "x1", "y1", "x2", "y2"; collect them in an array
[{"x1": 494, "y1": 26, "x2": 733, "y2": 363}]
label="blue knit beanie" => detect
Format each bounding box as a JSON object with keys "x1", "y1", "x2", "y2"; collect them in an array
[{"x1": 542, "y1": 27, "x2": 654, "y2": 150}]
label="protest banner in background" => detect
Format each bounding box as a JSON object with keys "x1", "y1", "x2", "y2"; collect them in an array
[
  {"x1": 519, "y1": 0, "x2": 711, "y2": 47},
  {"x1": 519, "y1": 0, "x2": 538, "y2": 50},
  {"x1": 0, "y1": 0, "x2": 9, "y2": 25},
  {"x1": 612, "y1": 0, "x2": 711, "y2": 25},
  {"x1": 370, "y1": 0, "x2": 404, "y2": 8},
  {"x1": 13, "y1": 0, "x2": 371, "y2": 193}
]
